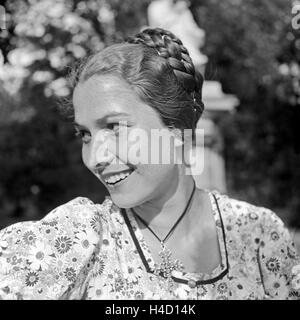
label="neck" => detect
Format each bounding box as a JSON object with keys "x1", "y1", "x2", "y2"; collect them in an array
[{"x1": 131, "y1": 166, "x2": 196, "y2": 233}]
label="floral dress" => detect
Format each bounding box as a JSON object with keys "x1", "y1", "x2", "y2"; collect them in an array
[{"x1": 0, "y1": 191, "x2": 299, "y2": 300}]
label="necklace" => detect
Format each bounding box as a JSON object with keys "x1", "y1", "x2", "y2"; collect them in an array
[{"x1": 131, "y1": 182, "x2": 196, "y2": 288}]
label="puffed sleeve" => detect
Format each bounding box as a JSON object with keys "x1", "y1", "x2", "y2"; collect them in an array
[
  {"x1": 0, "y1": 197, "x2": 102, "y2": 300},
  {"x1": 257, "y1": 208, "x2": 300, "y2": 299}
]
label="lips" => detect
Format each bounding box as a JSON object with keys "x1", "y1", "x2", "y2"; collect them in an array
[{"x1": 101, "y1": 168, "x2": 134, "y2": 186}]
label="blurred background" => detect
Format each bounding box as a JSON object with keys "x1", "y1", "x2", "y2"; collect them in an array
[{"x1": 0, "y1": 0, "x2": 299, "y2": 247}]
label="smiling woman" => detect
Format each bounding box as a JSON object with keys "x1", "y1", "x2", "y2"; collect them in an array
[
  {"x1": 72, "y1": 73, "x2": 190, "y2": 209},
  {"x1": 0, "y1": 28, "x2": 300, "y2": 300}
]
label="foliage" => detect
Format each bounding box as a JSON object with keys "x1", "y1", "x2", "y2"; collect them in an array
[{"x1": 190, "y1": 0, "x2": 300, "y2": 225}]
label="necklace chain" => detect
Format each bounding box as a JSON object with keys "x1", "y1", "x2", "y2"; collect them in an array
[
  {"x1": 131, "y1": 182, "x2": 196, "y2": 285},
  {"x1": 132, "y1": 182, "x2": 196, "y2": 244}
]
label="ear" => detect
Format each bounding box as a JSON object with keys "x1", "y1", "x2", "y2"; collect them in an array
[
  {"x1": 183, "y1": 128, "x2": 194, "y2": 144},
  {"x1": 174, "y1": 136, "x2": 183, "y2": 147},
  {"x1": 170, "y1": 127, "x2": 183, "y2": 147}
]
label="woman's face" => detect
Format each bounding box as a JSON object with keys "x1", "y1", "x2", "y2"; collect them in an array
[{"x1": 72, "y1": 75, "x2": 180, "y2": 208}]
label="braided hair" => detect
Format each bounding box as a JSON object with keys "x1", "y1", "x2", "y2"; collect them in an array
[
  {"x1": 69, "y1": 28, "x2": 204, "y2": 140},
  {"x1": 127, "y1": 28, "x2": 204, "y2": 122}
]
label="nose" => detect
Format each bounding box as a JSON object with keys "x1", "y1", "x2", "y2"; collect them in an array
[{"x1": 86, "y1": 132, "x2": 115, "y2": 172}]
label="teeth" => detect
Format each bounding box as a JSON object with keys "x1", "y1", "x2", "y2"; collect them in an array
[
  {"x1": 120, "y1": 173, "x2": 125, "y2": 179},
  {"x1": 105, "y1": 171, "x2": 132, "y2": 184}
]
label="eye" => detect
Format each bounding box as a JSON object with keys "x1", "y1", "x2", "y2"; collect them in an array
[
  {"x1": 74, "y1": 130, "x2": 91, "y2": 144},
  {"x1": 106, "y1": 122, "x2": 120, "y2": 132}
]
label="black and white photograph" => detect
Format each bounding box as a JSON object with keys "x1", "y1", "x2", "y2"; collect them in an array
[{"x1": 0, "y1": 0, "x2": 300, "y2": 302}]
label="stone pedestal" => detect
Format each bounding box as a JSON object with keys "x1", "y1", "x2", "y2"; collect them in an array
[{"x1": 194, "y1": 81, "x2": 239, "y2": 192}]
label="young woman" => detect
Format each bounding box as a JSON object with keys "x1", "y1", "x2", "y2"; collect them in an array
[{"x1": 0, "y1": 28, "x2": 299, "y2": 300}]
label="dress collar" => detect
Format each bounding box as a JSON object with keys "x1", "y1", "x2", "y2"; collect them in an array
[{"x1": 121, "y1": 190, "x2": 229, "y2": 285}]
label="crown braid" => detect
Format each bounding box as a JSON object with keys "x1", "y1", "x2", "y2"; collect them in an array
[{"x1": 127, "y1": 28, "x2": 204, "y2": 123}]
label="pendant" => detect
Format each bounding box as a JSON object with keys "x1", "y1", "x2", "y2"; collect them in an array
[{"x1": 153, "y1": 242, "x2": 184, "y2": 291}]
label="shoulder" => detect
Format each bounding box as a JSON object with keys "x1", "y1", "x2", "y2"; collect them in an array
[
  {"x1": 0, "y1": 197, "x2": 109, "y2": 299},
  {"x1": 0, "y1": 197, "x2": 104, "y2": 241},
  {"x1": 211, "y1": 191, "x2": 291, "y2": 242},
  {"x1": 212, "y1": 191, "x2": 300, "y2": 298},
  {"x1": 0, "y1": 196, "x2": 111, "y2": 258}
]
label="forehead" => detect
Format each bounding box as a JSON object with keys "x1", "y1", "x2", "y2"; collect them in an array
[
  {"x1": 73, "y1": 75, "x2": 139, "y2": 115},
  {"x1": 72, "y1": 74, "x2": 165, "y2": 129}
]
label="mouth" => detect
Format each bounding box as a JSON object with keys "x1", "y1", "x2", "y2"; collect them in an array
[{"x1": 102, "y1": 168, "x2": 135, "y2": 187}]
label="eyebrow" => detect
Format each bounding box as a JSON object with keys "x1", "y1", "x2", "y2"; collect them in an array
[{"x1": 73, "y1": 112, "x2": 131, "y2": 128}]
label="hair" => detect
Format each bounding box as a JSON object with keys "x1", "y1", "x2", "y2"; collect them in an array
[{"x1": 65, "y1": 28, "x2": 204, "y2": 139}]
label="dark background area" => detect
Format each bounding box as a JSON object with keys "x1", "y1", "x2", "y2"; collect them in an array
[{"x1": 0, "y1": 0, "x2": 299, "y2": 230}]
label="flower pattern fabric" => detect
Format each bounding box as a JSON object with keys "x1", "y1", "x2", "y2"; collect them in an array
[{"x1": 0, "y1": 192, "x2": 299, "y2": 300}]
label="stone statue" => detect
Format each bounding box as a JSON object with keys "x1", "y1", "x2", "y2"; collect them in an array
[{"x1": 147, "y1": 0, "x2": 208, "y2": 74}]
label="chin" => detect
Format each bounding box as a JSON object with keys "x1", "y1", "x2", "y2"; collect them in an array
[
  {"x1": 109, "y1": 192, "x2": 141, "y2": 209},
  {"x1": 107, "y1": 181, "x2": 153, "y2": 209},
  {"x1": 102, "y1": 170, "x2": 153, "y2": 209}
]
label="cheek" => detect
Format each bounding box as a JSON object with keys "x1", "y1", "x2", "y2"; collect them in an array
[
  {"x1": 81, "y1": 148, "x2": 94, "y2": 174},
  {"x1": 136, "y1": 164, "x2": 175, "y2": 183},
  {"x1": 81, "y1": 146, "x2": 95, "y2": 171},
  {"x1": 111, "y1": 129, "x2": 176, "y2": 166},
  {"x1": 107, "y1": 138, "x2": 131, "y2": 164},
  {"x1": 106, "y1": 130, "x2": 150, "y2": 165},
  {"x1": 81, "y1": 147, "x2": 88, "y2": 167}
]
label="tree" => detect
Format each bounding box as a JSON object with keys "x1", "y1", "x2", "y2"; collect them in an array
[{"x1": 191, "y1": 0, "x2": 300, "y2": 225}]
